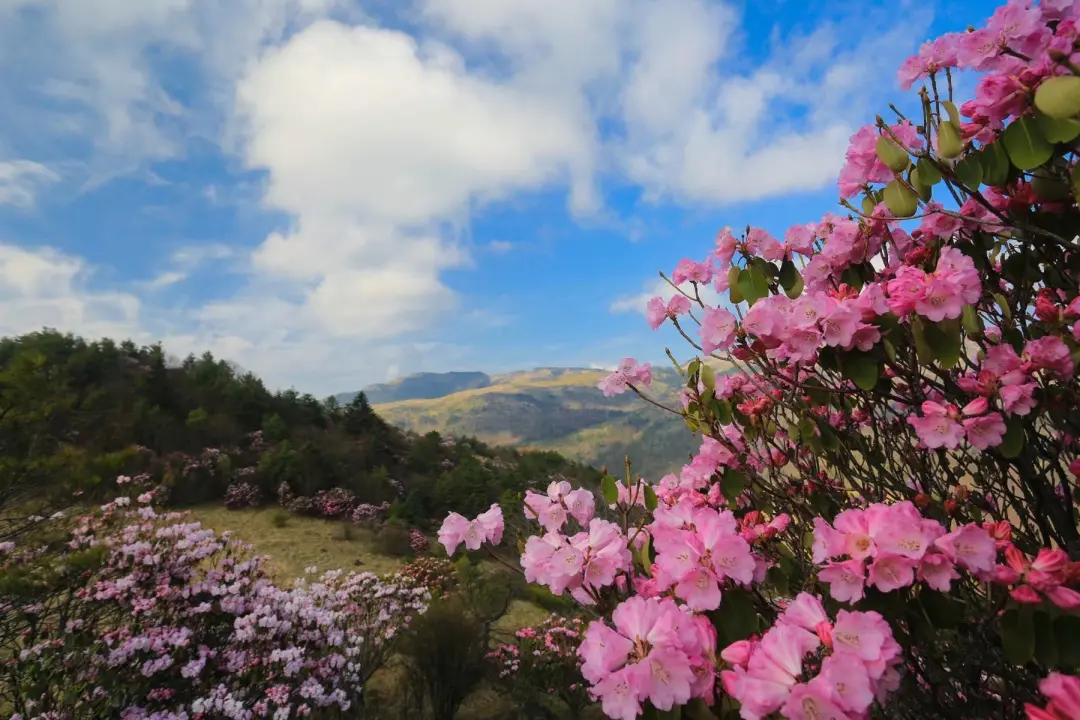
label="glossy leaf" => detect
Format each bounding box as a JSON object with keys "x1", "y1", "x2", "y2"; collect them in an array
[
  {"x1": 1034, "y1": 75, "x2": 1080, "y2": 120},
  {"x1": 883, "y1": 179, "x2": 919, "y2": 218},
  {"x1": 980, "y1": 141, "x2": 1011, "y2": 187},
  {"x1": 916, "y1": 156, "x2": 942, "y2": 185},
  {"x1": 643, "y1": 484, "x2": 659, "y2": 511},
  {"x1": 1003, "y1": 116, "x2": 1053, "y2": 171},
  {"x1": 721, "y1": 467, "x2": 749, "y2": 499},
  {"x1": 1035, "y1": 109, "x2": 1080, "y2": 144},
  {"x1": 601, "y1": 475, "x2": 619, "y2": 505},
  {"x1": 937, "y1": 120, "x2": 963, "y2": 158},
  {"x1": 954, "y1": 153, "x2": 984, "y2": 189},
  {"x1": 1034, "y1": 610, "x2": 1059, "y2": 667},
  {"x1": 876, "y1": 135, "x2": 910, "y2": 171},
  {"x1": 999, "y1": 418, "x2": 1026, "y2": 459},
  {"x1": 842, "y1": 351, "x2": 881, "y2": 391},
  {"x1": 1001, "y1": 607, "x2": 1035, "y2": 665}
]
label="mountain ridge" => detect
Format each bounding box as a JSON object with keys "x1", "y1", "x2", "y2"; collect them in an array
[{"x1": 347, "y1": 363, "x2": 732, "y2": 480}]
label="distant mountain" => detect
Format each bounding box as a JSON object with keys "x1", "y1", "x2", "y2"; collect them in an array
[
  {"x1": 335, "y1": 371, "x2": 492, "y2": 405},
  {"x1": 354, "y1": 364, "x2": 733, "y2": 480}
]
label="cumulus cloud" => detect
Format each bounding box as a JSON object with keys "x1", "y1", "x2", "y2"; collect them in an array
[
  {"x1": 0, "y1": 0, "x2": 932, "y2": 392},
  {"x1": 0, "y1": 242, "x2": 145, "y2": 340}
]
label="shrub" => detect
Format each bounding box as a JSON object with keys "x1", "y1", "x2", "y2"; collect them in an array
[
  {"x1": 409, "y1": 528, "x2": 430, "y2": 555},
  {"x1": 351, "y1": 501, "x2": 390, "y2": 526},
  {"x1": 223, "y1": 481, "x2": 261, "y2": 509},
  {"x1": 438, "y1": 4, "x2": 1080, "y2": 718},
  {"x1": 270, "y1": 508, "x2": 289, "y2": 528},
  {"x1": 391, "y1": 557, "x2": 458, "y2": 599},
  {"x1": 2, "y1": 494, "x2": 430, "y2": 718},
  {"x1": 488, "y1": 615, "x2": 592, "y2": 719},
  {"x1": 312, "y1": 487, "x2": 356, "y2": 519},
  {"x1": 286, "y1": 494, "x2": 316, "y2": 516},
  {"x1": 372, "y1": 524, "x2": 413, "y2": 557},
  {"x1": 400, "y1": 598, "x2": 488, "y2": 720},
  {"x1": 277, "y1": 480, "x2": 294, "y2": 507}
]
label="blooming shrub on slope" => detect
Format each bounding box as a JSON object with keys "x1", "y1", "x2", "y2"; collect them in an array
[
  {"x1": 1, "y1": 491, "x2": 429, "y2": 718},
  {"x1": 442, "y1": 2, "x2": 1080, "y2": 718}
]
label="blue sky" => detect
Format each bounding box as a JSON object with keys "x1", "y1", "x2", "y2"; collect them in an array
[{"x1": 0, "y1": 0, "x2": 997, "y2": 396}]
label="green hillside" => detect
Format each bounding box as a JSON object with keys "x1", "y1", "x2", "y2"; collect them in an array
[{"x1": 368, "y1": 365, "x2": 725, "y2": 480}]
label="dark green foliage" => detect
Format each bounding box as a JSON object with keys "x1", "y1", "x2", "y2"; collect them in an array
[
  {"x1": 400, "y1": 597, "x2": 489, "y2": 720},
  {"x1": 372, "y1": 523, "x2": 413, "y2": 557},
  {"x1": 0, "y1": 329, "x2": 598, "y2": 529}
]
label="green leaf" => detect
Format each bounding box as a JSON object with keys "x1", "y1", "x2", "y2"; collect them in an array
[
  {"x1": 718, "y1": 588, "x2": 758, "y2": 643},
  {"x1": 954, "y1": 153, "x2": 984, "y2": 189},
  {"x1": 883, "y1": 179, "x2": 919, "y2": 218},
  {"x1": 765, "y1": 565, "x2": 789, "y2": 596},
  {"x1": 1001, "y1": 607, "x2": 1035, "y2": 665},
  {"x1": 721, "y1": 467, "x2": 749, "y2": 499},
  {"x1": 779, "y1": 259, "x2": 799, "y2": 290},
  {"x1": 737, "y1": 267, "x2": 770, "y2": 306},
  {"x1": 1033, "y1": 168, "x2": 1072, "y2": 201},
  {"x1": 916, "y1": 156, "x2": 942, "y2": 185},
  {"x1": 635, "y1": 533, "x2": 653, "y2": 576},
  {"x1": 999, "y1": 418, "x2": 1026, "y2": 459},
  {"x1": 980, "y1": 141, "x2": 1011, "y2": 187},
  {"x1": 643, "y1": 484, "x2": 659, "y2": 511},
  {"x1": 1035, "y1": 610, "x2": 1059, "y2": 667},
  {"x1": 684, "y1": 699, "x2": 720, "y2": 720},
  {"x1": 1003, "y1": 116, "x2": 1053, "y2": 171},
  {"x1": 842, "y1": 351, "x2": 881, "y2": 391},
  {"x1": 923, "y1": 319, "x2": 963, "y2": 369},
  {"x1": 1055, "y1": 615, "x2": 1080, "y2": 666},
  {"x1": 876, "y1": 135, "x2": 910, "y2": 171},
  {"x1": 716, "y1": 398, "x2": 733, "y2": 426},
  {"x1": 993, "y1": 292, "x2": 1013, "y2": 322},
  {"x1": 910, "y1": 165, "x2": 933, "y2": 202},
  {"x1": 943, "y1": 100, "x2": 962, "y2": 128},
  {"x1": 784, "y1": 271, "x2": 804, "y2": 299},
  {"x1": 962, "y1": 305, "x2": 983, "y2": 335},
  {"x1": 1035, "y1": 109, "x2": 1080, "y2": 144},
  {"x1": 1034, "y1": 75, "x2": 1080, "y2": 120},
  {"x1": 937, "y1": 120, "x2": 963, "y2": 159},
  {"x1": 700, "y1": 363, "x2": 717, "y2": 392},
  {"x1": 601, "y1": 475, "x2": 619, "y2": 505},
  {"x1": 728, "y1": 267, "x2": 744, "y2": 304}
]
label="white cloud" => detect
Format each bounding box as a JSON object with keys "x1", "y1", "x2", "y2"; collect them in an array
[
  {"x1": 0, "y1": 0, "x2": 933, "y2": 393},
  {"x1": 487, "y1": 240, "x2": 513, "y2": 254},
  {"x1": 0, "y1": 242, "x2": 146, "y2": 340},
  {"x1": 0, "y1": 160, "x2": 59, "y2": 207},
  {"x1": 141, "y1": 243, "x2": 237, "y2": 290}
]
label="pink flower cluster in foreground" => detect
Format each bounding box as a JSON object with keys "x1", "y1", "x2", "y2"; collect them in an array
[
  {"x1": 721, "y1": 594, "x2": 902, "y2": 720},
  {"x1": 437, "y1": 503, "x2": 504, "y2": 555},
  {"x1": 578, "y1": 596, "x2": 716, "y2": 720},
  {"x1": 812, "y1": 500, "x2": 994, "y2": 601},
  {"x1": 1027, "y1": 672, "x2": 1080, "y2": 720}
]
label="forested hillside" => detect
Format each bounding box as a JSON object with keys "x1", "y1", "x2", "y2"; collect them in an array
[{"x1": 0, "y1": 329, "x2": 599, "y2": 530}]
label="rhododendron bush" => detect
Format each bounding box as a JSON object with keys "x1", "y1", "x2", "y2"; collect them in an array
[
  {"x1": 441, "y1": 2, "x2": 1080, "y2": 718},
  {"x1": 0, "y1": 488, "x2": 429, "y2": 718}
]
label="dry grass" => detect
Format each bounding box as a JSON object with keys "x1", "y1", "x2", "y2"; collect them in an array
[{"x1": 188, "y1": 506, "x2": 406, "y2": 582}]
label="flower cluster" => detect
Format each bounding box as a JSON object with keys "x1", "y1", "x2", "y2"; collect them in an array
[
  {"x1": 351, "y1": 501, "x2": 391, "y2": 526},
  {"x1": 812, "y1": 500, "x2": 995, "y2": 601},
  {"x1": 488, "y1": 615, "x2": 592, "y2": 714},
  {"x1": 1027, "y1": 672, "x2": 1080, "y2": 720},
  {"x1": 438, "y1": 503, "x2": 504, "y2": 555},
  {"x1": 598, "y1": 358, "x2": 653, "y2": 398},
  {"x1": 409, "y1": 528, "x2": 430, "y2": 555},
  {"x1": 6, "y1": 492, "x2": 430, "y2": 718},
  {"x1": 524, "y1": 478, "x2": 596, "y2": 531},
  {"x1": 437, "y1": 1, "x2": 1080, "y2": 718},
  {"x1": 721, "y1": 594, "x2": 902, "y2": 719},
  {"x1": 312, "y1": 487, "x2": 356, "y2": 518},
  {"x1": 578, "y1": 596, "x2": 716, "y2": 720},
  {"x1": 390, "y1": 557, "x2": 458, "y2": 598},
  {"x1": 223, "y1": 481, "x2": 261, "y2": 510}
]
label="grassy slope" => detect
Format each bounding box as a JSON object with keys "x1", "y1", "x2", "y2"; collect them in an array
[
  {"x1": 188, "y1": 506, "x2": 545, "y2": 631},
  {"x1": 372, "y1": 366, "x2": 724, "y2": 479}
]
